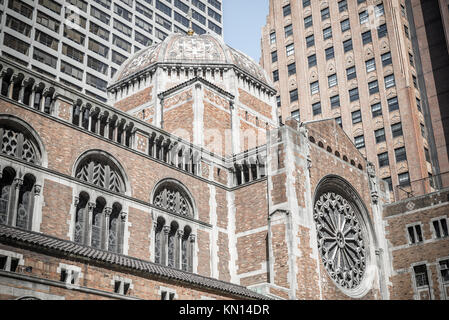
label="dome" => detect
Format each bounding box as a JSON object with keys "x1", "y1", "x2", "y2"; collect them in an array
[{"x1": 112, "y1": 33, "x2": 272, "y2": 86}]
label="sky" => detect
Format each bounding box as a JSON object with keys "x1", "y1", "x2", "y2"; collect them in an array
[{"x1": 223, "y1": 0, "x2": 269, "y2": 63}]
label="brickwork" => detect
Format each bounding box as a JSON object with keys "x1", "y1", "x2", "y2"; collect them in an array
[
  {"x1": 0, "y1": 244, "x2": 237, "y2": 300},
  {"x1": 234, "y1": 181, "x2": 269, "y2": 234},
  {"x1": 163, "y1": 101, "x2": 194, "y2": 143},
  {"x1": 295, "y1": 225, "x2": 320, "y2": 299},
  {"x1": 384, "y1": 196, "x2": 449, "y2": 300},
  {"x1": 113, "y1": 87, "x2": 153, "y2": 113},
  {"x1": 203, "y1": 101, "x2": 231, "y2": 156},
  {"x1": 238, "y1": 89, "x2": 273, "y2": 120},
  {"x1": 270, "y1": 222, "x2": 289, "y2": 289},
  {"x1": 127, "y1": 207, "x2": 152, "y2": 261},
  {"x1": 215, "y1": 188, "x2": 228, "y2": 229},
  {"x1": 0, "y1": 31, "x2": 445, "y2": 300},
  {"x1": 197, "y1": 230, "x2": 211, "y2": 277},
  {"x1": 40, "y1": 180, "x2": 72, "y2": 240},
  {"x1": 217, "y1": 231, "x2": 230, "y2": 282}
]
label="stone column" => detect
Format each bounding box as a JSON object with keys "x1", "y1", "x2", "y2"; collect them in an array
[
  {"x1": 162, "y1": 225, "x2": 170, "y2": 266},
  {"x1": 120, "y1": 125, "x2": 126, "y2": 145},
  {"x1": 9, "y1": 177, "x2": 23, "y2": 227},
  {"x1": 188, "y1": 234, "x2": 196, "y2": 273},
  {"x1": 104, "y1": 118, "x2": 110, "y2": 139},
  {"x1": 95, "y1": 113, "x2": 103, "y2": 135},
  {"x1": 7, "y1": 76, "x2": 15, "y2": 99},
  {"x1": 78, "y1": 106, "x2": 85, "y2": 128},
  {"x1": 88, "y1": 110, "x2": 94, "y2": 132},
  {"x1": 39, "y1": 89, "x2": 47, "y2": 112},
  {"x1": 0, "y1": 72, "x2": 4, "y2": 95},
  {"x1": 29, "y1": 86, "x2": 36, "y2": 109},
  {"x1": 248, "y1": 163, "x2": 254, "y2": 182},
  {"x1": 176, "y1": 230, "x2": 184, "y2": 269},
  {"x1": 103, "y1": 207, "x2": 112, "y2": 251},
  {"x1": 86, "y1": 202, "x2": 95, "y2": 246},
  {"x1": 31, "y1": 184, "x2": 42, "y2": 232},
  {"x1": 118, "y1": 212, "x2": 127, "y2": 254},
  {"x1": 72, "y1": 197, "x2": 80, "y2": 242},
  {"x1": 18, "y1": 81, "x2": 25, "y2": 104}
]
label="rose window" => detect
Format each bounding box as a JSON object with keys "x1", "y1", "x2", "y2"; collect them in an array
[{"x1": 313, "y1": 192, "x2": 367, "y2": 290}]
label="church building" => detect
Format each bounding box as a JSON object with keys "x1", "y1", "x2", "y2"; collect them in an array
[{"x1": 0, "y1": 33, "x2": 447, "y2": 300}]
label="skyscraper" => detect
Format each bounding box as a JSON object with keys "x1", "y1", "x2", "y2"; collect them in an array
[
  {"x1": 407, "y1": 0, "x2": 449, "y2": 187},
  {"x1": 0, "y1": 0, "x2": 223, "y2": 102},
  {"x1": 260, "y1": 0, "x2": 437, "y2": 199}
]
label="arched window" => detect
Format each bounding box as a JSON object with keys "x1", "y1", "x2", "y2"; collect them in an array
[
  {"x1": 74, "y1": 192, "x2": 89, "y2": 245},
  {"x1": 0, "y1": 118, "x2": 43, "y2": 165},
  {"x1": 108, "y1": 202, "x2": 123, "y2": 253},
  {"x1": 153, "y1": 217, "x2": 194, "y2": 272},
  {"x1": 153, "y1": 181, "x2": 194, "y2": 218},
  {"x1": 0, "y1": 167, "x2": 38, "y2": 230},
  {"x1": 154, "y1": 217, "x2": 165, "y2": 265},
  {"x1": 167, "y1": 221, "x2": 179, "y2": 268},
  {"x1": 73, "y1": 193, "x2": 125, "y2": 254},
  {"x1": 74, "y1": 152, "x2": 126, "y2": 194},
  {"x1": 181, "y1": 226, "x2": 193, "y2": 272},
  {"x1": 16, "y1": 174, "x2": 36, "y2": 230},
  {"x1": 91, "y1": 197, "x2": 106, "y2": 249}
]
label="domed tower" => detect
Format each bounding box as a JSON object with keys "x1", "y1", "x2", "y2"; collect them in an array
[{"x1": 107, "y1": 33, "x2": 277, "y2": 156}]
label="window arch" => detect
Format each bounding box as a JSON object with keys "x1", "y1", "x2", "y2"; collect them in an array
[
  {"x1": 74, "y1": 151, "x2": 127, "y2": 194},
  {"x1": 152, "y1": 180, "x2": 195, "y2": 218},
  {"x1": 0, "y1": 167, "x2": 39, "y2": 231},
  {"x1": 0, "y1": 115, "x2": 45, "y2": 165}
]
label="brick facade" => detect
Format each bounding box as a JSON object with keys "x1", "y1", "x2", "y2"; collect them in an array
[{"x1": 0, "y1": 30, "x2": 446, "y2": 300}]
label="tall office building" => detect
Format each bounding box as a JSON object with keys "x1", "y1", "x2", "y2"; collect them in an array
[
  {"x1": 261, "y1": 0, "x2": 437, "y2": 199},
  {"x1": 0, "y1": 0, "x2": 223, "y2": 102},
  {"x1": 407, "y1": 0, "x2": 449, "y2": 186}
]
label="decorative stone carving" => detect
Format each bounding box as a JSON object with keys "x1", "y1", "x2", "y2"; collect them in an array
[
  {"x1": 75, "y1": 158, "x2": 125, "y2": 194},
  {"x1": 154, "y1": 186, "x2": 192, "y2": 217},
  {"x1": 113, "y1": 34, "x2": 271, "y2": 85},
  {"x1": 367, "y1": 162, "x2": 379, "y2": 203},
  {"x1": 314, "y1": 192, "x2": 367, "y2": 290},
  {"x1": 0, "y1": 128, "x2": 39, "y2": 164}
]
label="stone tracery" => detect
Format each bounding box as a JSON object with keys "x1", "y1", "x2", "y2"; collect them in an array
[
  {"x1": 314, "y1": 192, "x2": 367, "y2": 290},
  {"x1": 75, "y1": 154, "x2": 126, "y2": 194},
  {"x1": 153, "y1": 185, "x2": 193, "y2": 218}
]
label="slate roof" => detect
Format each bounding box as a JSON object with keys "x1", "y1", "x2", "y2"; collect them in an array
[{"x1": 0, "y1": 224, "x2": 269, "y2": 300}]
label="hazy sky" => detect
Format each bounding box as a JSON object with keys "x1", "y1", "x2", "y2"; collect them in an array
[{"x1": 223, "y1": 0, "x2": 269, "y2": 63}]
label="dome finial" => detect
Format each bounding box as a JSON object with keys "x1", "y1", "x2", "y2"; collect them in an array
[{"x1": 187, "y1": 8, "x2": 194, "y2": 36}]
